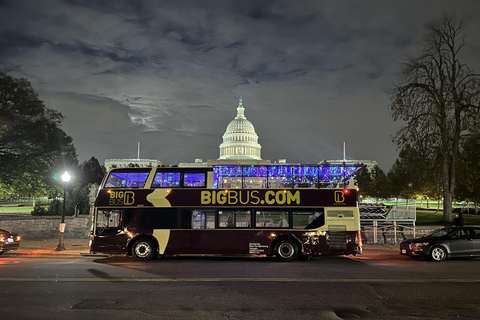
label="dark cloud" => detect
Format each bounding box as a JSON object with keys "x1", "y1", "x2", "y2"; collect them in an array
[{"x1": 1, "y1": 0, "x2": 479, "y2": 170}]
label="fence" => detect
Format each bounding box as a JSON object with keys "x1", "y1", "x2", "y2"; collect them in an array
[
  {"x1": 0, "y1": 215, "x2": 91, "y2": 238},
  {"x1": 361, "y1": 222, "x2": 440, "y2": 244}
]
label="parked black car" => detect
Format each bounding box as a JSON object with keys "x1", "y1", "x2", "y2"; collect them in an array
[
  {"x1": 0, "y1": 228, "x2": 21, "y2": 255},
  {"x1": 400, "y1": 226, "x2": 480, "y2": 262}
]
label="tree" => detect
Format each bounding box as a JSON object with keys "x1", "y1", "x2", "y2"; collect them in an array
[
  {"x1": 357, "y1": 165, "x2": 389, "y2": 201},
  {"x1": 356, "y1": 166, "x2": 374, "y2": 200},
  {"x1": 388, "y1": 146, "x2": 444, "y2": 208},
  {"x1": 388, "y1": 145, "x2": 426, "y2": 200},
  {"x1": 66, "y1": 184, "x2": 91, "y2": 216},
  {"x1": 456, "y1": 131, "x2": 480, "y2": 210},
  {"x1": 80, "y1": 157, "x2": 105, "y2": 186},
  {"x1": 390, "y1": 17, "x2": 480, "y2": 222},
  {"x1": 0, "y1": 72, "x2": 78, "y2": 196}
]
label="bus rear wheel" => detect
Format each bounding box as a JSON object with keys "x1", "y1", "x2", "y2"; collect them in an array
[
  {"x1": 274, "y1": 239, "x2": 298, "y2": 262},
  {"x1": 132, "y1": 238, "x2": 155, "y2": 261}
]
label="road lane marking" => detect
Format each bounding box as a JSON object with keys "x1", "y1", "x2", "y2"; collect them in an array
[{"x1": 1, "y1": 278, "x2": 480, "y2": 283}]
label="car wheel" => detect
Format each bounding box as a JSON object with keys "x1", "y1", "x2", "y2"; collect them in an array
[
  {"x1": 274, "y1": 239, "x2": 298, "y2": 262},
  {"x1": 0, "y1": 251, "x2": 4, "y2": 256},
  {"x1": 430, "y1": 246, "x2": 447, "y2": 262},
  {"x1": 132, "y1": 238, "x2": 155, "y2": 261}
]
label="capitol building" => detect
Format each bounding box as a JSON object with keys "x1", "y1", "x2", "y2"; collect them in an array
[
  {"x1": 218, "y1": 98, "x2": 262, "y2": 160},
  {"x1": 105, "y1": 98, "x2": 376, "y2": 170}
]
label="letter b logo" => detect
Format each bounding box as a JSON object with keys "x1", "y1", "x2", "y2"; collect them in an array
[{"x1": 334, "y1": 191, "x2": 345, "y2": 203}]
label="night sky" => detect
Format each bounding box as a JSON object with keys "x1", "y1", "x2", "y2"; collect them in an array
[{"x1": 1, "y1": 1, "x2": 479, "y2": 170}]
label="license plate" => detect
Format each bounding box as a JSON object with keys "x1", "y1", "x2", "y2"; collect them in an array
[{"x1": 7, "y1": 238, "x2": 13, "y2": 243}]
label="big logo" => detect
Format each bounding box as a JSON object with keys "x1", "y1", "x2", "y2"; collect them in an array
[{"x1": 200, "y1": 190, "x2": 300, "y2": 205}]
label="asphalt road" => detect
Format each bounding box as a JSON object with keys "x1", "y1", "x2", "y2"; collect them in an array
[{"x1": 1, "y1": 252, "x2": 480, "y2": 319}]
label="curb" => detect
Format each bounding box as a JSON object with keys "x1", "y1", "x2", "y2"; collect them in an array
[{"x1": 9, "y1": 249, "x2": 90, "y2": 257}]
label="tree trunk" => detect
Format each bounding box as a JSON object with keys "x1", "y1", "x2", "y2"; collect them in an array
[{"x1": 442, "y1": 155, "x2": 455, "y2": 222}]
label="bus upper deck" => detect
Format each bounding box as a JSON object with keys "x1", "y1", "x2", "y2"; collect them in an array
[{"x1": 101, "y1": 164, "x2": 363, "y2": 191}]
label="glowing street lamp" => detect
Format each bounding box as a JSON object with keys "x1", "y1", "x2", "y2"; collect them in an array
[{"x1": 56, "y1": 171, "x2": 71, "y2": 251}]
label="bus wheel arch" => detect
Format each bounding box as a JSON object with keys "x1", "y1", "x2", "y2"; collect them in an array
[
  {"x1": 130, "y1": 236, "x2": 158, "y2": 261},
  {"x1": 273, "y1": 237, "x2": 301, "y2": 262}
]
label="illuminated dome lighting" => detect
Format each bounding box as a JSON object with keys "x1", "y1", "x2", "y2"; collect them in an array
[{"x1": 218, "y1": 98, "x2": 262, "y2": 160}]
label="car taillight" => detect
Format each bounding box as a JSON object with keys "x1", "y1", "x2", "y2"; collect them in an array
[
  {"x1": 357, "y1": 230, "x2": 363, "y2": 248},
  {"x1": 16, "y1": 236, "x2": 21, "y2": 241},
  {"x1": 0, "y1": 236, "x2": 4, "y2": 242}
]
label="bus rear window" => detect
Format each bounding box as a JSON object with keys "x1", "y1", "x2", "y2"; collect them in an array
[{"x1": 105, "y1": 171, "x2": 149, "y2": 188}]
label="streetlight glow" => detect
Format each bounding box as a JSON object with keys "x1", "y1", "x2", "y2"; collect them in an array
[
  {"x1": 61, "y1": 171, "x2": 71, "y2": 183},
  {"x1": 56, "y1": 170, "x2": 71, "y2": 251}
]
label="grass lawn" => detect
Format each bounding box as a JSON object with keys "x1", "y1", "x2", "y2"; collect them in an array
[
  {"x1": 0, "y1": 206, "x2": 34, "y2": 213},
  {"x1": 416, "y1": 209, "x2": 480, "y2": 226}
]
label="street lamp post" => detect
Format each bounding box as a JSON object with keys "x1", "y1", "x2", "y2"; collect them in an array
[{"x1": 56, "y1": 170, "x2": 71, "y2": 251}]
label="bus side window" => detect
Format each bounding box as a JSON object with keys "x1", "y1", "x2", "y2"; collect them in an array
[
  {"x1": 255, "y1": 210, "x2": 289, "y2": 228},
  {"x1": 122, "y1": 209, "x2": 135, "y2": 228},
  {"x1": 191, "y1": 210, "x2": 215, "y2": 229},
  {"x1": 152, "y1": 172, "x2": 181, "y2": 188},
  {"x1": 292, "y1": 210, "x2": 325, "y2": 229},
  {"x1": 183, "y1": 173, "x2": 206, "y2": 187},
  {"x1": 218, "y1": 210, "x2": 251, "y2": 228},
  {"x1": 139, "y1": 208, "x2": 184, "y2": 229}
]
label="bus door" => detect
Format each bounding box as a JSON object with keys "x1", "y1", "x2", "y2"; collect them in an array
[{"x1": 91, "y1": 209, "x2": 131, "y2": 253}]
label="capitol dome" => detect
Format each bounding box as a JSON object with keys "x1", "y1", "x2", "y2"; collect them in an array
[{"x1": 218, "y1": 98, "x2": 262, "y2": 160}]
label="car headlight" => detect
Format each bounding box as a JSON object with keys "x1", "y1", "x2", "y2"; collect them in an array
[{"x1": 409, "y1": 242, "x2": 429, "y2": 249}]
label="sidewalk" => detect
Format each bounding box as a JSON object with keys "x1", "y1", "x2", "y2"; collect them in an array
[
  {"x1": 9, "y1": 237, "x2": 90, "y2": 257},
  {"x1": 5, "y1": 238, "x2": 399, "y2": 258}
]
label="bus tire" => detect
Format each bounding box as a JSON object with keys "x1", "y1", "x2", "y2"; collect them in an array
[
  {"x1": 274, "y1": 239, "x2": 298, "y2": 262},
  {"x1": 132, "y1": 238, "x2": 155, "y2": 261}
]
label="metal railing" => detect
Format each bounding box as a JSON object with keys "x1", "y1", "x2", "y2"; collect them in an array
[{"x1": 361, "y1": 221, "x2": 416, "y2": 244}]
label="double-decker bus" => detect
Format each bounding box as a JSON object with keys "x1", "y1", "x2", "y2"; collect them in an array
[{"x1": 90, "y1": 164, "x2": 363, "y2": 261}]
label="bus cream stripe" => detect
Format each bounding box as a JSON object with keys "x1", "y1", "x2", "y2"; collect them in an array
[
  {"x1": 153, "y1": 229, "x2": 170, "y2": 254},
  {"x1": 146, "y1": 189, "x2": 172, "y2": 207}
]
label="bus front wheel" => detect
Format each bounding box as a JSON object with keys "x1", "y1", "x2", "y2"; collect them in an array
[
  {"x1": 132, "y1": 238, "x2": 155, "y2": 261},
  {"x1": 274, "y1": 239, "x2": 298, "y2": 262}
]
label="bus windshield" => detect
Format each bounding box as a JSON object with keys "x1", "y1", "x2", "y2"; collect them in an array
[{"x1": 104, "y1": 169, "x2": 150, "y2": 188}]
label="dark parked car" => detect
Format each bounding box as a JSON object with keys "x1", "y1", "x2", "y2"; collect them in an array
[
  {"x1": 0, "y1": 229, "x2": 21, "y2": 255},
  {"x1": 400, "y1": 226, "x2": 480, "y2": 262}
]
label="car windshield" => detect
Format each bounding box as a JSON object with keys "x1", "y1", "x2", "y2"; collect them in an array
[{"x1": 425, "y1": 228, "x2": 453, "y2": 238}]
